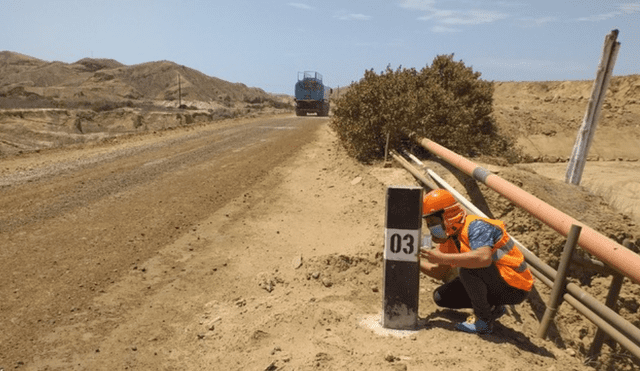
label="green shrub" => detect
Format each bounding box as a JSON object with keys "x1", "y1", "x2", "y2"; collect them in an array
[{"x1": 331, "y1": 54, "x2": 517, "y2": 162}]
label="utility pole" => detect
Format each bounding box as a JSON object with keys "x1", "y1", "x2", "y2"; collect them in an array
[{"x1": 178, "y1": 74, "x2": 182, "y2": 108}]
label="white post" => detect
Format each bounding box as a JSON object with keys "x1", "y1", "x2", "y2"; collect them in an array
[{"x1": 565, "y1": 30, "x2": 621, "y2": 185}]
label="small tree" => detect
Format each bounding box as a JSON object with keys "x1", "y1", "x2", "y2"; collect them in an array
[{"x1": 331, "y1": 54, "x2": 515, "y2": 162}]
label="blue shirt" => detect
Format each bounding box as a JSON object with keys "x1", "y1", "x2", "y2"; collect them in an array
[{"x1": 467, "y1": 219, "x2": 504, "y2": 251}]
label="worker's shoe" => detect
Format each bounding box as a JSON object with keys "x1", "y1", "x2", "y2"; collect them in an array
[
  {"x1": 491, "y1": 305, "x2": 506, "y2": 321},
  {"x1": 455, "y1": 315, "x2": 493, "y2": 334}
]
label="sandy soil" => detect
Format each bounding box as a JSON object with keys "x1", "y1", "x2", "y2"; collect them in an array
[
  {"x1": 1, "y1": 75, "x2": 640, "y2": 370},
  {"x1": 1, "y1": 112, "x2": 639, "y2": 370}
]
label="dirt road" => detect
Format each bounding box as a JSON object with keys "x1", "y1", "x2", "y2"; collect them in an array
[
  {"x1": 2, "y1": 113, "x2": 608, "y2": 371},
  {"x1": 0, "y1": 114, "x2": 326, "y2": 369}
]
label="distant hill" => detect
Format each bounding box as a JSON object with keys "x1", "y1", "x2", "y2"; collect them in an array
[{"x1": 0, "y1": 51, "x2": 281, "y2": 108}]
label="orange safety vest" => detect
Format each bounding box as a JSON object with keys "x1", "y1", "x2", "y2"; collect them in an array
[{"x1": 439, "y1": 215, "x2": 534, "y2": 291}]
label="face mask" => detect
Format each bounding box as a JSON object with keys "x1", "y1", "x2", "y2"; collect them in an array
[{"x1": 429, "y1": 224, "x2": 448, "y2": 239}]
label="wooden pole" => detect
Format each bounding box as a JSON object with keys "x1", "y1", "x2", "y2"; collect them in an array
[
  {"x1": 384, "y1": 132, "x2": 391, "y2": 163},
  {"x1": 587, "y1": 238, "x2": 632, "y2": 360},
  {"x1": 178, "y1": 74, "x2": 182, "y2": 108},
  {"x1": 565, "y1": 30, "x2": 621, "y2": 185},
  {"x1": 537, "y1": 224, "x2": 582, "y2": 339}
]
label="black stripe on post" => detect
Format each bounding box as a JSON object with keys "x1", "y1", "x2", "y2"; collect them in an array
[
  {"x1": 382, "y1": 186, "x2": 422, "y2": 330},
  {"x1": 386, "y1": 187, "x2": 422, "y2": 230}
]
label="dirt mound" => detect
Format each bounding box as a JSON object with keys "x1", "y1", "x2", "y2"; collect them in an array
[
  {"x1": 72, "y1": 57, "x2": 125, "y2": 72},
  {"x1": 493, "y1": 75, "x2": 640, "y2": 162},
  {"x1": 0, "y1": 107, "x2": 290, "y2": 156},
  {"x1": 0, "y1": 50, "x2": 44, "y2": 68}
]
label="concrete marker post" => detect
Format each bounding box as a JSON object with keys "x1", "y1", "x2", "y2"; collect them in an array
[{"x1": 382, "y1": 186, "x2": 422, "y2": 330}]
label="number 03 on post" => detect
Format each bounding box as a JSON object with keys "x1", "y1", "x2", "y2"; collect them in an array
[{"x1": 382, "y1": 186, "x2": 423, "y2": 330}]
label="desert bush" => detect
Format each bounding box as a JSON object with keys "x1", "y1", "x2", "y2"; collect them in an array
[
  {"x1": 244, "y1": 95, "x2": 264, "y2": 104},
  {"x1": 90, "y1": 100, "x2": 133, "y2": 112},
  {"x1": 265, "y1": 98, "x2": 294, "y2": 110},
  {"x1": 219, "y1": 95, "x2": 234, "y2": 108},
  {"x1": 331, "y1": 54, "x2": 518, "y2": 162}
]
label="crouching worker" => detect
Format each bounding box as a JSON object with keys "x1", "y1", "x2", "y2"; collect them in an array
[{"x1": 419, "y1": 189, "x2": 534, "y2": 334}]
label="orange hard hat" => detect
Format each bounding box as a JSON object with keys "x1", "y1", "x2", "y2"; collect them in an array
[{"x1": 422, "y1": 189, "x2": 466, "y2": 236}]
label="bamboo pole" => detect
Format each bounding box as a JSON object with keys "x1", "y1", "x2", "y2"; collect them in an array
[
  {"x1": 389, "y1": 150, "x2": 438, "y2": 190},
  {"x1": 565, "y1": 30, "x2": 621, "y2": 185}
]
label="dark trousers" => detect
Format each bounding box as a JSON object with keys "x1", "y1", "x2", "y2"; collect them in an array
[{"x1": 433, "y1": 264, "x2": 529, "y2": 322}]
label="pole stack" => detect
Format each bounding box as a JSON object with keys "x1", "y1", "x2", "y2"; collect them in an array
[{"x1": 566, "y1": 29, "x2": 621, "y2": 185}]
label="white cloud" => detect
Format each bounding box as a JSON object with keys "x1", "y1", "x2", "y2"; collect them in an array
[
  {"x1": 577, "y1": 11, "x2": 621, "y2": 22},
  {"x1": 288, "y1": 3, "x2": 315, "y2": 11},
  {"x1": 620, "y1": 2, "x2": 640, "y2": 14},
  {"x1": 574, "y1": 2, "x2": 640, "y2": 21},
  {"x1": 492, "y1": 1, "x2": 528, "y2": 9},
  {"x1": 432, "y1": 25, "x2": 462, "y2": 33},
  {"x1": 399, "y1": 0, "x2": 436, "y2": 11},
  {"x1": 417, "y1": 9, "x2": 455, "y2": 21},
  {"x1": 404, "y1": 1, "x2": 509, "y2": 30},
  {"x1": 335, "y1": 13, "x2": 372, "y2": 21}
]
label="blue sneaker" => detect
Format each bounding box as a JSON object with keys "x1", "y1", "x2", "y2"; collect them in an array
[{"x1": 455, "y1": 315, "x2": 493, "y2": 334}]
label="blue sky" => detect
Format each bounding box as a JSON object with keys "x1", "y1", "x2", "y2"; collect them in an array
[{"x1": 1, "y1": 0, "x2": 639, "y2": 95}]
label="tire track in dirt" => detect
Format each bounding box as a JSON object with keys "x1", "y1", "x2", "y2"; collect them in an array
[
  {"x1": 0, "y1": 114, "x2": 326, "y2": 369},
  {"x1": 0, "y1": 117, "x2": 303, "y2": 234}
]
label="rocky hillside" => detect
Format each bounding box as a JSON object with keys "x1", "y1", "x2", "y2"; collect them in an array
[
  {"x1": 0, "y1": 51, "x2": 285, "y2": 108},
  {"x1": 0, "y1": 51, "x2": 294, "y2": 156}
]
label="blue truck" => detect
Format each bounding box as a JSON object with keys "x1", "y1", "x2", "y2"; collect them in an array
[{"x1": 294, "y1": 71, "x2": 331, "y2": 116}]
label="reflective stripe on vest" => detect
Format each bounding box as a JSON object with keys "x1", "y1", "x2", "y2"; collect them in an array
[
  {"x1": 459, "y1": 215, "x2": 534, "y2": 291},
  {"x1": 491, "y1": 238, "x2": 529, "y2": 272}
]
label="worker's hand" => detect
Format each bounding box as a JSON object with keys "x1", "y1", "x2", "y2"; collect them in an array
[{"x1": 420, "y1": 248, "x2": 448, "y2": 265}]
